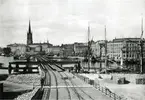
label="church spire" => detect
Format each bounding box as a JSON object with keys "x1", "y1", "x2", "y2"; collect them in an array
[
  {"x1": 28, "y1": 20, "x2": 32, "y2": 34},
  {"x1": 27, "y1": 20, "x2": 33, "y2": 45}
]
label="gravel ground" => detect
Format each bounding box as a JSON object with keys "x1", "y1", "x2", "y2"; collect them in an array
[
  {"x1": 4, "y1": 74, "x2": 41, "y2": 100},
  {"x1": 80, "y1": 73, "x2": 145, "y2": 100},
  {"x1": 6, "y1": 74, "x2": 41, "y2": 86}
]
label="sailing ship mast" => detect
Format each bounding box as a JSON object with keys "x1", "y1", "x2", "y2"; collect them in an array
[
  {"x1": 140, "y1": 15, "x2": 144, "y2": 74},
  {"x1": 104, "y1": 25, "x2": 108, "y2": 73},
  {"x1": 88, "y1": 23, "x2": 91, "y2": 72}
]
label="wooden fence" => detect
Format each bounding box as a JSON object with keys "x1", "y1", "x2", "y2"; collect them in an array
[{"x1": 76, "y1": 74, "x2": 127, "y2": 100}]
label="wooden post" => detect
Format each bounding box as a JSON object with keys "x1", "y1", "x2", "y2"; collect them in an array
[
  {"x1": 119, "y1": 96, "x2": 122, "y2": 100},
  {"x1": 109, "y1": 91, "x2": 111, "y2": 97},
  {"x1": 8, "y1": 64, "x2": 12, "y2": 74},
  {"x1": 16, "y1": 64, "x2": 19, "y2": 72},
  {"x1": 114, "y1": 93, "x2": 116, "y2": 100},
  {"x1": 102, "y1": 87, "x2": 104, "y2": 93},
  {"x1": 98, "y1": 84, "x2": 100, "y2": 91},
  {"x1": 105, "y1": 88, "x2": 107, "y2": 95},
  {"x1": 0, "y1": 83, "x2": 3, "y2": 99}
]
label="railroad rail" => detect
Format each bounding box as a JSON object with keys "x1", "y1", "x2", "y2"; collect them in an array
[{"x1": 32, "y1": 55, "x2": 112, "y2": 100}]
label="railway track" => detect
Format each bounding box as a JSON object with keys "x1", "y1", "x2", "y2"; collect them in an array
[
  {"x1": 63, "y1": 72, "x2": 95, "y2": 100},
  {"x1": 32, "y1": 55, "x2": 111, "y2": 100},
  {"x1": 46, "y1": 64, "x2": 59, "y2": 100},
  {"x1": 37, "y1": 56, "x2": 77, "y2": 100},
  {"x1": 55, "y1": 65, "x2": 84, "y2": 100},
  {"x1": 56, "y1": 65, "x2": 95, "y2": 100},
  {"x1": 41, "y1": 64, "x2": 51, "y2": 100},
  {"x1": 35, "y1": 56, "x2": 89, "y2": 100}
]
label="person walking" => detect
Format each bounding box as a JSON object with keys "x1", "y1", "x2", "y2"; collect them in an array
[{"x1": 41, "y1": 77, "x2": 44, "y2": 89}]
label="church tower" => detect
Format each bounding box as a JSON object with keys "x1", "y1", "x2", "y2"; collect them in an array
[{"x1": 27, "y1": 20, "x2": 33, "y2": 45}]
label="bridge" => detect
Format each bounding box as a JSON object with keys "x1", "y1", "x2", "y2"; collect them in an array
[{"x1": 8, "y1": 60, "x2": 80, "y2": 74}]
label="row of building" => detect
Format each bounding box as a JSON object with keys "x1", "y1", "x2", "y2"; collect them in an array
[
  {"x1": 93, "y1": 38, "x2": 145, "y2": 61},
  {"x1": 6, "y1": 21, "x2": 145, "y2": 62},
  {"x1": 7, "y1": 42, "x2": 88, "y2": 57},
  {"x1": 7, "y1": 37, "x2": 145, "y2": 62}
]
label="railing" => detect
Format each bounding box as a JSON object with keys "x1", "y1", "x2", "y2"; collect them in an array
[{"x1": 75, "y1": 74, "x2": 127, "y2": 100}]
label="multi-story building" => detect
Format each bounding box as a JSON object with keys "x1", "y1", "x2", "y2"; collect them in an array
[
  {"x1": 28, "y1": 42, "x2": 52, "y2": 52},
  {"x1": 92, "y1": 40, "x2": 105, "y2": 59},
  {"x1": 107, "y1": 38, "x2": 145, "y2": 61},
  {"x1": 107, "y1": 40, "x2": 123, "y2": 60},
  {"x1": 92, "y1": 38, "x2": 145, "y2": 61},
  {"x1": 47, "y1": 46, "x2": 61, "y2": 55},
  {"x1": 7, "y1": 43, "x2": 27, "y2": 55},
  {"x1": 60, "y1": 44, "x2": 75, "y2": 57},
  {"x1": 74, "y1": 42, "x2": 88, "y2": 57}
]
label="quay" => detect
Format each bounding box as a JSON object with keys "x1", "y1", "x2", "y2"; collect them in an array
[
  {"x1": 5, "y1": 55, "x2": 115, "y2": 100},
  {"x1": 9, "y1": 60, "x2": 80, "y2": 65}
]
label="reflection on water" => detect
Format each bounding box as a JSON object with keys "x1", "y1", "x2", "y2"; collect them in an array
[
  {"x1": 0, "y1": 56, "x2": 14, "y2": 74},
  {"x1": 0, "y1": 56, "x2": 14, "y2": 67},
  {"x1": 0, "y1": 56, "x2": 141, "y2": 72},
  {"x1": 81, "y1": 61, "x2": 141, "y2": 72}
]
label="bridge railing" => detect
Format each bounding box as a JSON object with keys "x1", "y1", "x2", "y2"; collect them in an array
[{"x1": 75, "y1": 74, "x2": 127, "y2": 100}]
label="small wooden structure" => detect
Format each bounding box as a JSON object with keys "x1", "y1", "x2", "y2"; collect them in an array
[
  {"x1": 117, "y1": 77, "x2": 126, "y2": 84},
  {"x1": 136, "y1": 78, "x2": 145, "y2": 84}
]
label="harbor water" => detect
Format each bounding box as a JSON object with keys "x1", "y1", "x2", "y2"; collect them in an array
[
  {"x1": 0, "y1": 56, "x2": 141, "y2": 74},
  {"x1": 0, "y1": 56, "x2": 14, "y2": 74}
]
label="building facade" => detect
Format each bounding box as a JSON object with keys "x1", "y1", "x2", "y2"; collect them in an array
[
  {"x1": 7, "y1": 43, "x2": 27, "y2": 55},
  {"x1": 28, "y1": 42, "x2": 52, "y2": 53},
  {"x1": 60, "y1": 44, "x2": 75, "y2": 57},
  {"x1": 107, "y1": 38, "x2": 145, "y2": 61},
  {"x1": 47, "y1": 46, "x2": 61, "y2": 55},
  {"x1": 74, "y1": 42, "x2": 88, "y2": 57},
  {"x1": 92, "y1": 40, "x2": 105, "y2": 59}
]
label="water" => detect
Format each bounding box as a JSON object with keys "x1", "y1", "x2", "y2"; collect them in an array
[
  {"x1": 0, "y1": 56, "x2": 140, "y2": 73},
  {"x1": 64, "y1": 60, "x2": 141, "y2": 73},
  {"x1": 0, "y1": 56, "x2": 14, "y2": 67},
  {"x1": 0, "y1": 56, "x2": 14, "y2": 74}
]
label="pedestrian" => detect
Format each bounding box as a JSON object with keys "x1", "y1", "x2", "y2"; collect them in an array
[
  {"x1": 111, "y1": 75, "x2": 113, "y2": 80},
  {"x1": 41, "y1": 78, "x2": 44, "y2": 89},
  {"x1": 75, "y1": 64, "x2": 77, "y2": 73},
  {"x1": 78, "y1": 62, "x2": 81, "y2": 73}
]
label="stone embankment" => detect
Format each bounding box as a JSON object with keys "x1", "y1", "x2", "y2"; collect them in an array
[{"x1": 14, "y1": 87, "x2": 39, "y2": 100}]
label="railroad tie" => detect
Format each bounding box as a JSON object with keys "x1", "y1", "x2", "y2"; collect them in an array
[{"x1": 36, "y1": 85, "x2": 93, "y2": 88}]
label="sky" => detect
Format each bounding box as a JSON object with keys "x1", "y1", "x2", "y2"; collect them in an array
[{"x1": 0, "y1": 0, "x2": 145, "y2": 47}]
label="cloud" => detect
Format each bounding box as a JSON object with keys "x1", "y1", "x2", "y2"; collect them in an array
[{"x1": 0, "y1": 0, "x2": 145, "y2": 47}]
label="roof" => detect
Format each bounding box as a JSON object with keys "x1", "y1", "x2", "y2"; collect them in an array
[
  {"x1": 113, "y1": 38, "x2": 143, "y2": 42},
  {"x1": 30, "y1": 43, "x2": 53, "y2": 46},
  {"x1": 7, "y1": 43, "x2": 26, "y2": 47}
]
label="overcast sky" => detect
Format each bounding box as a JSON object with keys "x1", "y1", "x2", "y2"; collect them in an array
[{"x1": 0, "y1": 0, "x2": 145, "y2": 47}]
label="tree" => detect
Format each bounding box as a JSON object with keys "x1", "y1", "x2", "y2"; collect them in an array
[{"x1": 3, "y1": 47, "x2": 11, "y2": 56}]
